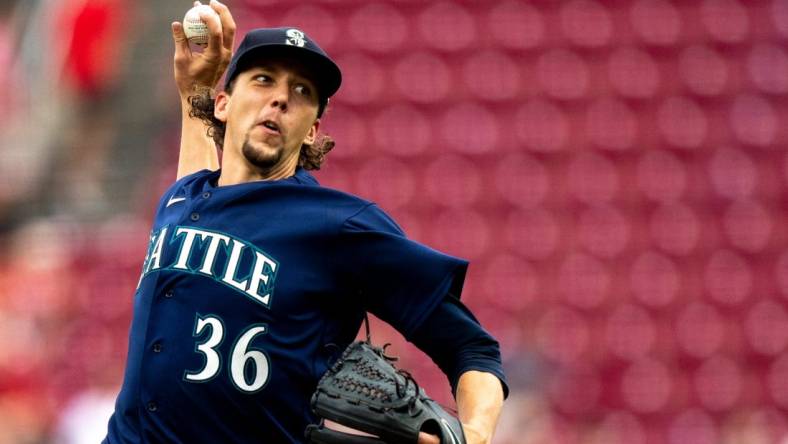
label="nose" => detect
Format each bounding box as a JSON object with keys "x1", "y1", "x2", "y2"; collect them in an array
[{"x1": 270, "y1": 84, "x2": 289, "y2": 112}]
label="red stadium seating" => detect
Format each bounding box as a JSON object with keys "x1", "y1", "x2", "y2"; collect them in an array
[{"x1": 246, "y1": 1, "x2": 788, "y2": 439}]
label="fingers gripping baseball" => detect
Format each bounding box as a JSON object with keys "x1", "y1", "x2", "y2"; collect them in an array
[{"x1": 172, "y1": 0, "x2": 236, "y2": 97}]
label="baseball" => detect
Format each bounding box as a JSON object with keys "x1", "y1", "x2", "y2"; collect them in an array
[{"x1": 183, "y1": 4, "x2": 216, "y2": 47}]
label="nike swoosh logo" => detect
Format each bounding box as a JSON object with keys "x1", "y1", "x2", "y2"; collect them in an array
[{"x1": 166, "y1": 196, "x2": 186, "y2": 207}]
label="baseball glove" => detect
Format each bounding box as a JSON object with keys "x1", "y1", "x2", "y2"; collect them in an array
[{"x1": 305, "y1": 340, "x2": 466, "y2": 444}]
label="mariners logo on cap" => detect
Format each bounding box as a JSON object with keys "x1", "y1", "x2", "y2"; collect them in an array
[{"x1": 285, "y1": 29, "x2": 306, "y2": 47}]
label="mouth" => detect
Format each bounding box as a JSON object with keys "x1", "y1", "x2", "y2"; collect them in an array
[{"x1": 259, "y1": 120, "x2": 280, "y2": 134}]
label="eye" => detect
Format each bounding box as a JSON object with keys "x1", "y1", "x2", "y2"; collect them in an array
[
  {"x1": 254, "y1": 74, "x2": 272, "y2": 83},
  {"x1": 294, "y1": 84, "x2": 312, "y2": 97}
]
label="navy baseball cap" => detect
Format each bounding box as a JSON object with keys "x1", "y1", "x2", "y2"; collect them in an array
[{"x1": 224, "y1": 27, "x2": 342, "y2": 115}]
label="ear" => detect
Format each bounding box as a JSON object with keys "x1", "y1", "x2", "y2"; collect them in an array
[
  {"x1": 303, "y1": 119, "x2": 320, "y2": 145},
  {"x1": 214, "y1": 91, "x2": 230, "y2": 123}
]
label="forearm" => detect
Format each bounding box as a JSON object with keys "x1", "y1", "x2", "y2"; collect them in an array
[
  {"x1": 408, "y1": 295, "x2": 508, "y2": 444},
  {"x1": 171, "y1": 0, "x2": 235, "y2": 179},
  {"x1": 177, "y1": 95, "x2": 219, "y2": 179},
  {"x1": 456, "y1": 370, "x2": 504, "y2": 444}
]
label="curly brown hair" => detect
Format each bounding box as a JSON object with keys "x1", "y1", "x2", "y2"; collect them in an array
[{"x1": 188, "y1": 86, "x2": 335, "y2": 171}]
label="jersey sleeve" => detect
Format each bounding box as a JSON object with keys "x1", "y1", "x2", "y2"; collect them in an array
[
  {"x1": 337, "y1": 204, "x2": 469, "y2": 337},
  {"x1": 410, "y1": 295, "x2": 509, "y2": 399}
]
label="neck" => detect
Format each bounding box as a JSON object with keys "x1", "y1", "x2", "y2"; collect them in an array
[{"x1": 218, "y1": 151, "x2": 299, "y2": 187}]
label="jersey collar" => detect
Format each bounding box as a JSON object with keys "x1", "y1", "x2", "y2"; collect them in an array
[{"x1": 204, "y1": 167, "x2": 320, "y2": 190}]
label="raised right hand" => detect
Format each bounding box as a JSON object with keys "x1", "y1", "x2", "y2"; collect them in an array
[{"x1": 171, "y1": 0, "x2": 236, "y2": 98}]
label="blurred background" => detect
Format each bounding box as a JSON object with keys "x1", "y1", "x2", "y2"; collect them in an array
[{"x1": 1, "y1": 0, "x2": 787, "y2": 442}]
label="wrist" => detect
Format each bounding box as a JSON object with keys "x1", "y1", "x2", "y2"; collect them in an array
[
  {"x1": 180, "y1": 85, "x2": 213, "y2": 113},
  {"x1": 178, "y1": 83, "x2": 213, "y2": 100}
]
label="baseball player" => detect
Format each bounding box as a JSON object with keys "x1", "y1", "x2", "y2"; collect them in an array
[{"x1": 103, "y1": 2, "x2": 507, "y2": 443}]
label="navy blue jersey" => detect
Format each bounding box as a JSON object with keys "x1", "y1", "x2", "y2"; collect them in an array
[{"x1": 104, "y1": 168, "x2": 468, "y2": 443}]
